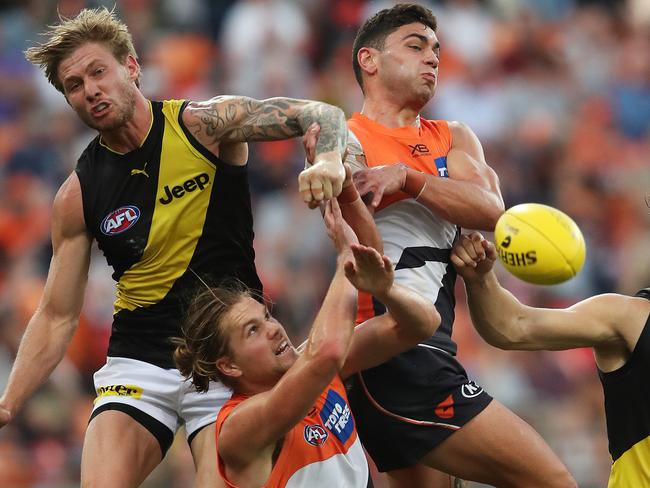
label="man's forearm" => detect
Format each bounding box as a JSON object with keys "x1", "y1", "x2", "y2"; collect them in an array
[
  {"x1": 404, "y1": 168, "x2": 503, "y2": 230},
  {"x1": 338, "y1": 184, "x2": 383, "y2": 253},
  {"x1": 296, "y1": 102, "x2": 347, "y2": 157},
  {"x1": 377, "y1": 284, "x2": 439, "y2": 341},
  {"x1": 1, "y1": 311, "x2": 76, "y2": 415},
  {"x1": 303, "y1": 259, "x2": 357, "y2": 366},
  {"x1": 464, "y1": 272, "x2": 525, "y2": 347}
]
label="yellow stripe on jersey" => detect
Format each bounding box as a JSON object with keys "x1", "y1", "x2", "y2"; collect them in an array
[
  {"x1": 114, "y1": 100, "x2": 216, "y2": 313},
  {"x1": 608, "y1": 435, "x2": 650, "y2": 487}
]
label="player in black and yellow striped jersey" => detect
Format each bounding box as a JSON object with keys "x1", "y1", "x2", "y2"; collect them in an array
[
  {"x1": 1, "y1": 7, "x2": 349, "y2": 488},
  {"x1": 452, "y1": 232, "x2": 650, "y2": 487}
]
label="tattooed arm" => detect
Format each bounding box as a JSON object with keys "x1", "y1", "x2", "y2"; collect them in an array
[{"x1": 183, "y1": 96, "x2": 348, "y2": 204}]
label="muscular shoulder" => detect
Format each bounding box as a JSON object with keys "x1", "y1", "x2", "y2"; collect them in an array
[
  {"x1": 448, "y1": 121, "x2": 477, "y2": 147},
  {"x1": 53, "y1": 173, "x2": 87, "y2": 239},
  {"x1": 181, "y1": 99, "x2": 249, "y2": 165}
]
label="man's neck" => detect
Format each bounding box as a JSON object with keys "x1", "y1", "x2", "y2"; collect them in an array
[
  {"x1": 99, "y1": 93, "x2": 152, "y2": 154},
  {"x1": 360, "y1": 96, "x2": 421, "y2": 129}
]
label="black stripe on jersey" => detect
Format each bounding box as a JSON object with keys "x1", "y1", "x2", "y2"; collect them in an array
[
  {"x1": 109, "y1": 143, "x2": 261, "y2": 368},
  {"x1": 635, "y1": 288, "x2": 650, "y2": 300},
  {"x1": 178, "y1": 101, "x2": 224, "y2": 167},
  {"x1": 372, "y1": 296, "x2": 387, "y2": 317},
  {"x1": 375, "y1": 243, "x2": 458, "y2": 355},
  {"x1": 76, "y1": 102, "x2": 165, "y2": 281},
  {"x1": 395, "y1": 246, "x2": 451, "y2": 270},
  {"x1": 425, "y1": 259, "x2": 457, "y2": 355}
]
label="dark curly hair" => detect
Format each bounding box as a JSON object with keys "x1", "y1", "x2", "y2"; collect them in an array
[{"x1": 352, "y1": 3, "x2": 437, "y2": 91}]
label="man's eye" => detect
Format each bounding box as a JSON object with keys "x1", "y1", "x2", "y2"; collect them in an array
[{"x1": 409, "y1": 45, "x2": 422, "y2": 51}]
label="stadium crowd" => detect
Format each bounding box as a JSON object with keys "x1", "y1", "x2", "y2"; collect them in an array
[{"x1": 0, "y1": 0, "x2": 649, "y2": 486}]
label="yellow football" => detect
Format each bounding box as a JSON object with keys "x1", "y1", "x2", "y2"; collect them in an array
[{"x1": 494, "y1": 203, "x2": 586, "y2": 285}]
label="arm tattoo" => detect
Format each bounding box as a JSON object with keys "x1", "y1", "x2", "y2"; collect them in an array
[{"x1": 187, "y1": 96, "x2": 347, "y2": 155}]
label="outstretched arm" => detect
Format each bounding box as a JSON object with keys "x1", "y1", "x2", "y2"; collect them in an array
[
  {"x1": 452, "y1": 232, "x2": 649, "y2": 369},
  {"x1": 0, "y1": 173, "x2": 91, "y2": 427},
  {"x1": 218, "y1": 200, "x2": 359, "y2": 483},
  {"x1": 183, "y1": 96, "x2": 348, "y2": 205},
  {"x1": 303, "y1": 124, "x2": 383, "y2": 252},
  {"x1": 339, "y1": 246, "x2": 440, "y2": 378}
]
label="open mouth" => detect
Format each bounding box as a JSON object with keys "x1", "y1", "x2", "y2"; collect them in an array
[
  {"x1": 92, "y1": 102, "x2": 109, "y2": 115},
  {"x1": 275, "y1": 340, "x2": 290, "y2": 356}
]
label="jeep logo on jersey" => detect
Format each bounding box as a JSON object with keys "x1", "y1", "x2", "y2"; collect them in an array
[
  {"x1": 101, "y1": 206, "x2": 140, "y2": 235},
  {"x1": 304, "y1": 424, "x2": 329, "y2": 446},
  {"x1": 159, "y1": 173, "x2": 210, "y2": 205},
  {"x1": 320, "y1": 389, "x2": 354, "y2": 444}
]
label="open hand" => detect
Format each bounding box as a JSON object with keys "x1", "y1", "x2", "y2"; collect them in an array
[
  {"x1": 352, "y1": 164, "x2": 407, "y2": 209},
  {"x1": 344, "y1": 244, "x2": 394, "y2": 297},
  {"x1": 450, "y1": 232, "x2": 497, "y2": 281}
]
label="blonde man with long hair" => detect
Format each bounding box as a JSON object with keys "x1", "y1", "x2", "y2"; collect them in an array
[{"x1": 2, "y1": 7, "x2": 349, "y2": 487}]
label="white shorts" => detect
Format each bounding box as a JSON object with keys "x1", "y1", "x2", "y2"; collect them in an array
[{"x1": 91, "y1": 357, "x2": 231, "y2": 455}]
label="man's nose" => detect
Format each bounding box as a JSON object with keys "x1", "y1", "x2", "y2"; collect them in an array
[
  {"x1": 425, "y1": 51, "x2": 439, "y2": 68},
  {"x1": 85, "y1": 79, "x2": 101, "y2": 101}
]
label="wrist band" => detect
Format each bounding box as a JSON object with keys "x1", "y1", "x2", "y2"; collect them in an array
[
  {"x1": 402, "y1": 169, "x2": 426, "y2": 199},
  {"x1": 337, "y1": 184, "x2": 360, "y2": 205},
  {"x1": 415, "y1": 180, "x2": 427, "y2": 200},
  {"x1": 338, "y1": 195, "x2": 361, "y2": 206}
]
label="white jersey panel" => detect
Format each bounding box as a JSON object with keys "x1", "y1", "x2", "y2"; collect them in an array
[
  {"x1": 285, "y1": 437, "x2": 368, "y2": 488},
  {"x1": 375, "y1": 198, "x2": 458, "y2": 304}
]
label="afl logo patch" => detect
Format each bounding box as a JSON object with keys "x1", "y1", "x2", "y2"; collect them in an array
[
  {"x1": 304, "y1": 424, "x2": 328, "y2": 446},
  {"x1": 101, "y1": 206, "x2": 140, "y2": 235}
]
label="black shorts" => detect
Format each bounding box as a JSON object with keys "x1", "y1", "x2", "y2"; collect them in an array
[{"x1": 347, "y1": 345, "x2": 492, "y2": 472}]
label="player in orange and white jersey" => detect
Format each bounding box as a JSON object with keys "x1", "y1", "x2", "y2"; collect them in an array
[
  {"x1": 174, "y1": 196, "x2": 440, "y2": 488},
  {"x1": 335, "y1": 4, "x2": 577, "y2": 488}
]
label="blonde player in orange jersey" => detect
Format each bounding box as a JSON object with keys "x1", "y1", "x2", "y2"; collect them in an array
[
  {"x1": 334, "y1": 3, "x2": 577, "y2": 488},
  {"x1": 174, "y1": 196, "x2": 440, "y2": 488}
]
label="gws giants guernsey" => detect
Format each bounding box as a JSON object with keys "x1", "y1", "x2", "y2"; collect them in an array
[
  {"x1": 347, "y1": 112, "x2": 458, "y2": 354},
  {"x1": 216, "y1": 376, "x2": 369, "y2": 487},
  {"x1": 75, "y1": 100, "x2": 262, "y2": 368}
]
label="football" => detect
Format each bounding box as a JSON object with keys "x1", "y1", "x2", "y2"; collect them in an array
[{"x1": 494, "y1": 203, "x2": 586, "y2": 285}]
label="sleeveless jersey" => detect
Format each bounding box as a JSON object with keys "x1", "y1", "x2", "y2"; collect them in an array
[
  {"x1": 347, "y1": 112, "x2": 458, "y2": 354},
  {"x1": 600, "y1": 288, "x2": 650, "y2": 487},
  {"x1": 75, "y1": 100, "x2": 262, "y2": 368},
  {"x1": 216, "y1": 376, "x2": 368, "y2": 487}
]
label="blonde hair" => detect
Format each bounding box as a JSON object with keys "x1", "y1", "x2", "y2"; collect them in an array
[
  {"x1": 174, "y1": 283, "x2": 255, "y2": 392},
  {"x1": 24, "y1": 7, "x2": 138, "y2": 93}
]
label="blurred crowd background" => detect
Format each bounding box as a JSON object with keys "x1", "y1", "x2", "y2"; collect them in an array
[{"x1": 0, "y1": 0, "x2": 649, "y2": 486}]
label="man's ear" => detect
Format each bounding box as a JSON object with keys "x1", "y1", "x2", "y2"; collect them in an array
[
  {"x1": 217, "y1": 356, "x2": 243, "y2": 380},
  {"x1": 357, "y1": 47, "x2": 378, "y2": 78},
  {"x1": 125, "y1": 54, "x2": 140, "y2": 83}
]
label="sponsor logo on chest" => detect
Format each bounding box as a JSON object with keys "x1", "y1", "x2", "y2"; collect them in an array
[
  {"x1": 319, "y1": 389, "x2": 354, "y2": 444},
  {"x1": 159, "y1": 173, "x2": 210, "y2": 205},
  {"x1": 101, "y1": 206, "x2": 141, "y2": 235}
]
